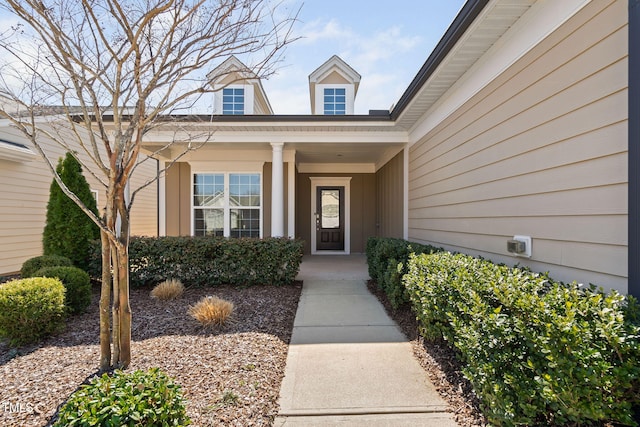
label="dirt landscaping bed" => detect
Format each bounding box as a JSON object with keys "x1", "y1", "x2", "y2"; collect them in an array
[{"x1": 0, "y1": 282, "x2": 302, "y2": 426}]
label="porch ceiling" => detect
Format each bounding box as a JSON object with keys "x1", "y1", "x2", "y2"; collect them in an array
[{"x1": 292, "y1": 142, "x2": 404, "y2": 165}]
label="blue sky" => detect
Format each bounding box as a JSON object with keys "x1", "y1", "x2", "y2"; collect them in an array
[{"x1": 263, "y1": 0, "x2": 467, "y2": 114}]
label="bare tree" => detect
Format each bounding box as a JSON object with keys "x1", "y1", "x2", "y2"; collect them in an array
[{"x1": 0, "y1": 0, "x2": 298, "y2": 370}]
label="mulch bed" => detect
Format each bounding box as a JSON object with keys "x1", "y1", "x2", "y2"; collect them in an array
[
  {"x1": 0, "y1": 282, "x2": 302, "y2": 427},
  {"x1": 366, "y1": 280, "x2": 489, "y2": 427}
]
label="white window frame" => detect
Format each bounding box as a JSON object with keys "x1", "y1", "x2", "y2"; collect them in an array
[
  {"x1": 213, "y1": 84, "x2": 255, "y2": 115},
  {"x1": 315, "y1": 83, "x2": 354, "y2": 115},
  {"x1": 191, "y1": 170, "x2": 263, "y2": 238}
]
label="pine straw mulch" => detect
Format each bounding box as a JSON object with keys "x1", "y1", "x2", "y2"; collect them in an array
[
  {"x1": 366, "y1": 280, "x2": 489, "y2": 427},
  {"x1": 0, "y1": 282, "x2": 302, "y2": 427}
]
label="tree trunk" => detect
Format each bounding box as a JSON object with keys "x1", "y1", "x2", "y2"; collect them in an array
[
  {"x1": 116, "y1": 241, "x2": 131, "y2": 368},
  {"x1": 99, "y1": 229, "x2": 111, "y2": 371},
  {"x1": 111, "y1": 243, "x2": 121, "y2": 367}
]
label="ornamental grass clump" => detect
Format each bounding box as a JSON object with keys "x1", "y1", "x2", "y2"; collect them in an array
[
  {"x1": 151, "y1": 279, "x2": 185, "y2": 301},
  {"x1": 189, "y1": 296, "x2": 234, "y2": 327}
]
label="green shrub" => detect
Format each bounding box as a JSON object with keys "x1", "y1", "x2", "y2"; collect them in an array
[
  {"x1": 365, "y1": 237, "x2": 440, "y2": 308},
  {"x1": 43, "y1": 152, "x2": 100, "y2": 270},
  {"x1": 34, "y1": 266, "x2": 92, "y2": 314},
  {"x1": 405, "y1": 251, "x2": 640, "y2": 426},
  {"x1": 53, "y1": 368, "x2": 190, "y2": 426},
  {"x1": 21, "y1": 254, "x2": 73, "y2": 278},
  {"x1": 88, "y1": 236, "x2": 304, "y2": 287},
  {"x1": 0, "y1": 277, "x2": 66, "y2": 346}
]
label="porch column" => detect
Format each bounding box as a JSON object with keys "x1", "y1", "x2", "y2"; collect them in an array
[{"x1": 271, "y1": 142, "x2": 285, "y2": 237}]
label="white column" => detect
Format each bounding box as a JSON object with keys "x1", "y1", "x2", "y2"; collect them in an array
[
  {"x1": 287, "y1": 158, "x2": 295, "y2": 238},
  {"x1": 158, "y1": 160, "x2": 166, "y2": 236},
  {"x1": 403, "y1": 147, "x2": 409, "y2": 240},
  {"x1": 271, "y1": 142, "x2": 285, "y2": 237}
]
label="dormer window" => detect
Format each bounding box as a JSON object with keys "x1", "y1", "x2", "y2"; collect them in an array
[
  {"x1": 309, "y1": 55, "x2": 360, "y2": 115},
  {"x1": 222, "y1": 87, "x2": 244, "y2": 115},
  {"x1": 324, "y1": 88, "x2": 346, "y2": 115}
]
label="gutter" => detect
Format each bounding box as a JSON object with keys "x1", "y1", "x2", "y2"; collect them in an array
[
  {"x1": 629, "y1": 0, "x2": 639, "y2": 298},
  {"x1": 390, "y1": 0, "x2": 489, "y2": 121}
]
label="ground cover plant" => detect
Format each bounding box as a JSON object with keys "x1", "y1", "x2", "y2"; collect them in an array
[{"x1": 52, "y1": 368, "x2": 190, "y2": 426}]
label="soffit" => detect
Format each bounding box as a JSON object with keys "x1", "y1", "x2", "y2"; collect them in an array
[{"x1": 393, "y1": 0, "x2": 536, "y2": 130}]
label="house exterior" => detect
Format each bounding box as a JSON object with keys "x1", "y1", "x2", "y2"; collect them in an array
[
  {"x1": 0, "y1": 122, "x2": 159, "y2": 275},
  {"x1": 1, "y1": 0, "x2": 636, "y2": 298}
]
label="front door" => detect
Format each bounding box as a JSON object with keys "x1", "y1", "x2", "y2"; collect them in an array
[{"x1": 316, "y1": 186, "x2": 345, "y2": 251}]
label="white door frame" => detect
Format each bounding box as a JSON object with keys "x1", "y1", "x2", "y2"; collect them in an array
[{"x1": 310, "y1": 177, "x2": 351, "y2": 255}]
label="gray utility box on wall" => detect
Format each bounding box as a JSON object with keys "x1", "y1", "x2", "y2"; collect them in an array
[{"x1": 507, "y1": 235, "x2": 532, "y2": 258}]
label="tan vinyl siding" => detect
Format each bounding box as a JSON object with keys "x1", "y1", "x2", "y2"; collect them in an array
[
  {"x1": 165, "y1": 162, "x2": 191, "y2": 236},
  {"x1": 129, "y1": 157, "x2": 158, "y2": 236},
  {"x1": 0, "y1": 123, "x2": 158, "y2": 275},
  {"x1": 408, "y1": 0, "x2": 628, "y2": 292},
  {"x1": 376, "y1": 150, "x2": 404, "y2": 238}
]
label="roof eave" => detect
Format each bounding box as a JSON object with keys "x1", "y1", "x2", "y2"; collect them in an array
[{"x1": 390, "y1": 0, "x2": 489, "y2": 120}]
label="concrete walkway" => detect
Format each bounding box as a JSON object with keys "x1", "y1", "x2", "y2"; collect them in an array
[{"x1": 274, "y1": 255, "x2": 459, "y2": 426}]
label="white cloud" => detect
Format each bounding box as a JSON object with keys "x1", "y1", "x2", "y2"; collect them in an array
[{"x1": 263, "y1": 16, "x2": 425, "y2": 113}]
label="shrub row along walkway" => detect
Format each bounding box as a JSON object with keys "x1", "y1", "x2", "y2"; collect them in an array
[{"x1": 274, "y1": 255, "x2": 459, "y2": 426}]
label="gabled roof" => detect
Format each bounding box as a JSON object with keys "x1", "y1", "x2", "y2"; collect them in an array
[
  {"x1": 207, "y1": 56, "x2": 273, "y2": 114},
  {"x1": 206, "y1": 56, "x2": 259, "y2": 84},
  {"x1": 308, "y1": 55, "x2": 361, "y2": 91}
]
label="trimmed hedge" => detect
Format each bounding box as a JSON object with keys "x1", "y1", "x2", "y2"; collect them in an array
[
  {"x1": 33, "y1": 266, "x2": 92, "y2": 314},
  {"x1": 20, "y1": 255, "x2": 73, "y2": 278},
  {"x1": 0, "y1": 277, "x2": 66, "y2": 346},
  {"x1": 365, "y1": 237, "x2": 440, "y2": 308},
  {"x1": 405, "y1": 251, "x2": 640, "y2": 427},
  {"x1": 53, "y1": 368, "x2": 190, "y2": 426},
  {"x1": 89, "y1": 236, "x2": 304, "y2": 287}
]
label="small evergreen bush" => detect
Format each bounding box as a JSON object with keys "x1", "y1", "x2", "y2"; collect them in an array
[
  {"x1": 21, "y1": 254, "x2": 73, "y2": 278},
  {"x1": 43, "y1": 152, "x2": 100, "y2": 270},
  {"x1": 365, "y1": 237, "x2": 440, "y2": 308},
  {"x1": 53, "y1": 368, "x2": 191, "y2": 426},
  {"x1": 33, "y1": 266, "x2": 92, "y2": 314},
  {"x1": 0, "y1": 277, "x2": 66, "y2": 345}
]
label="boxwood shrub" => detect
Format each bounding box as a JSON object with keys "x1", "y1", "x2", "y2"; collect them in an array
[
  {"x1": 53, "y1": 368, "x2": 190, "y2": 426},
  {"x1": 0, "y1": 277, "x2": 66, "y2": 345},
  {"x1": 20, "y1": 254, "x2": 73, "y2": 278},
  {"x1": 404, "y1": 251, "x2": 640, "y2": 427},
  {"x1": 33, "y1": 266, "x2": 92, "y2": 314},
  {"x1": 88, "y1": 236, "x2": 304, "y2": 287},
  {"x1": 365, "y1": 237, "x2": 440, "y2": 308}
]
